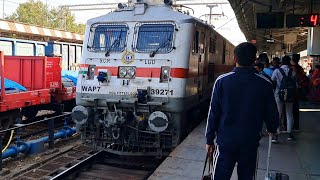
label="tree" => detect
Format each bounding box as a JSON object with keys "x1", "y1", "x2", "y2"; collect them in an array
[{"x1": 7, "y1": 0, "x2": 85, "y2": 34}]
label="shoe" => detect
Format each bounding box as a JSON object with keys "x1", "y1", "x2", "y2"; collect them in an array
[
  {"x1": 279, "y1": 125, "x2": 287, "y2": 134},
  {"x1": 272, "y1": 135, "x2": 278, "y2": 143},
  {"x1": 293, "y1": 128, "x2": 301, "y2": 132},
  {"x1": 287, "y1": 133, "x2": 295, "y2": 141},
  {"x1": 280, "y1": 126, "x2": 286, "y2": 132}
]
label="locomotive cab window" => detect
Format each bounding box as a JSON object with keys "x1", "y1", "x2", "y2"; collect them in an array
[
  {"x1": 222, "y1": 41, "x2": 226, "y2": 64},
  {"x1": 192, "y1": 31, "x2": 199, "y2": 54},
  {"x1": 200, "y1": 32, "x2": 205, "y2": 54},
  {"x1": 209, "y1": 37, "x2": 216, "y2": 53},
  {"x1": 88, "y1": 24, "x2": 128, "y2": 52},
  {"x1": 135, "y1": 24, "x2": 174, "y2": 54}
]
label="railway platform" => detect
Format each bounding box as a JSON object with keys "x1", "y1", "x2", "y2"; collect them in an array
[{"x1": 148, "y1": 102, "x2": 320, "y2": 180}]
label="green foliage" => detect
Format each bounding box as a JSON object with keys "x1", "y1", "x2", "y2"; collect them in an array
[{"x1": 7, "y1": 0, "x2": 85, "y2": 34}]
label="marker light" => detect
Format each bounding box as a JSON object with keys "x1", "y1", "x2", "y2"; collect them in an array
[
  {"x1": 87, "y1": 65, "x2": 96, "y2": 80},
  {"x1": 160, "y1": 66, "x2": 170, "y2": 83}
]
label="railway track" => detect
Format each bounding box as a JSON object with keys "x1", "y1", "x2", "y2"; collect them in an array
[
  {"x1": 14, "y1": 145, "x2": 162, "y2": 180},
  {"x1": 52, "y1": 151, "x2": 159, "y2": 180},
  {"x1": 2, "y1": 110, "x2": 162, "y2": 180}
]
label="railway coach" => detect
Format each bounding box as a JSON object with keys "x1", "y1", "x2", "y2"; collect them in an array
[
  {"x1": 0, "y1": 37, "x2": 83, "y2": 71},
  {"x1": 72, "y1": 0, "x2": 235, "y2": 157}
]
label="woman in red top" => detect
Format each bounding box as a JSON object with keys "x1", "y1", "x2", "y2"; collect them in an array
[{"x1": 310, "y1": 65, "x2": 320, "y2": 101}]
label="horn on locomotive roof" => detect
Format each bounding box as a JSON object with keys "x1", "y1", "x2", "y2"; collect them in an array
[
  {"x1": 128, "y1": 0, "x2": 173, "y2": 5},
  {"x1": 118, "y1": 3, "x2": 124, "y2": 9},
  {"x1": 164, "y1": 0, "x2": 173, "y2": 6}
]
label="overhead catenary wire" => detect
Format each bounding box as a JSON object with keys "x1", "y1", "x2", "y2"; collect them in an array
[{"x1": 215, "y1": 0, "x2": 248, "y2": 30}]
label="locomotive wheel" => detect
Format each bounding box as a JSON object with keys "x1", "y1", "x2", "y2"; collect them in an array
[{"x1": 0, "y1": 110, "x2": 21, "y2": 148}]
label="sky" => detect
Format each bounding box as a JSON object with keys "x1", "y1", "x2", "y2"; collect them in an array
[{"x1": 1, "y1": 0, "x2": 247, "y2": 46}]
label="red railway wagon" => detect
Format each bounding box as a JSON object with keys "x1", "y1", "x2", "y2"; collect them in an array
[
  {"x1": 12, "y1": 55, "x2": 76, "y2": 118},
  {"x1": 0, "y1": 51, "x2": 76, "y2": 131},
  {"x1": 4, "y1": 56, "x2": 62, "y2": 91},
  {"x1": 0, "y1": 52, "x2": 55, "y2": 129}
]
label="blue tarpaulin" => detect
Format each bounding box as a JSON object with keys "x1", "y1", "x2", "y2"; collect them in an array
[
  {"x1": 61, "y1": 70, "x2": 78, "y2": 85},
  {"x1": 62, "y1": 75, "x2": 78, "y2": 86},
  {"x1": 0, "y1": 78, "x2": 27, "y2": 91},
  {"x1": 0, "y1": 70, "x2": 79, "y2": 92}
]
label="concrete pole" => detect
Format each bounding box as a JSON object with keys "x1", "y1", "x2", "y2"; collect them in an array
[
  {"x1": 2, "y1": 0, "x2": 4, "y2": 19},
  {"x1": 206, "y1": 5, "x2": 217, "y2": 25},
  {"x1": 209, "y1": 6, "x2": 212, "y2": 24}
]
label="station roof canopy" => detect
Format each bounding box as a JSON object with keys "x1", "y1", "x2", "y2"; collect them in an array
[
  {"x1": 228, "y1": 0, "x2": 320, "y2": 54},
  {"x1": 0, "y1": 19, "x2": 84, "y2": 43}
]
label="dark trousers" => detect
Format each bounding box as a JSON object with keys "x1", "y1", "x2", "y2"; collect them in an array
[
  {"x1": 281, "y1": 101, "x2": 299, "y2": 131},
  {"x1": 293, "y1": 100, "x2": 299, "y2": 130},
  {"x1": 212, "y1": 145, "x2": 258, "y2": 180}
]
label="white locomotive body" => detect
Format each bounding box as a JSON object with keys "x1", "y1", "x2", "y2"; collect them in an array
[{"x1": 72, "y1": 1, "x2": 235, "y2": 157}]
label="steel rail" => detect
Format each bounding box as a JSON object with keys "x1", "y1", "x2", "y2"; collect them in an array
[{"x1": 50, "y1": 151, "x2": 103, "y2": 180}]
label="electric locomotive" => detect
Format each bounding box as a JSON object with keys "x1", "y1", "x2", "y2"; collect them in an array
[{"x1": 72, "y1": 0, "x2": 235, "y2": 157}]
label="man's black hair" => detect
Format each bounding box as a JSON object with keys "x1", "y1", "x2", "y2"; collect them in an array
[
  {"x1": 234, "y1": 42, "x2": 257, "y2": 66},
  {"x1": 292, "y1": 54, "x2": 300, "y2": 63},
  {"x1": 259, "y1": 53, "x2": 269, "y2": 64},
  {"x1": 281, "y1": 56, "x2": 291, "y2": 65},
  {"x1": 254, "y1": 62, "x2": 264, "y2": 70},
  {"x1": 272, "y1": 57, "x2": 280, "y2": 64}
]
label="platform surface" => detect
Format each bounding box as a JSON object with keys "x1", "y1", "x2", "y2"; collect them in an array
[{"x1": 148, "y1": 104, "x2": 320, "y2": 180}]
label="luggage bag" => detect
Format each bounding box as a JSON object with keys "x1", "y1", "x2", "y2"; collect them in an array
[
  {"x1": 201, "y1": 152, "x2": 213, "y2": 180},
  {"x1": 265, "y1": 135, "x2": 290, "y2": 180}
]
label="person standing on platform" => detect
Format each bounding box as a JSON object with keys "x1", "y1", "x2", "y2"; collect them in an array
[
  {"x1": 254, "y1": 62, "x2": 272, "y2": 82},
  {"x1": 272, "y1": 57, "x2": 281, "y2": 71},
  {"x1": 259, "y1": 53, "x2": 273, "y2": 78},
  {"x1": 205, "y1": 42, "x2": 279, "y2": 180},
  {"x1": 291, "y1": 54, "x2": 308, "y2": 130},
  {"x1": 271, "y1": 56, "x2": 297, "y2": 142},
  {"x1": 310, "y1": 65, "x2": 320, "y2": 101}
]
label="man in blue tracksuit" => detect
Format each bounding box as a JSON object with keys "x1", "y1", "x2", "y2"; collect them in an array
[{"x1": 205, "y1": 42, "x2": 279, "y2": 180}]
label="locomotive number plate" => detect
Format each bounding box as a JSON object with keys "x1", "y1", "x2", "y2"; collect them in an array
[{"x1": 150, "y1": 89, "x2": 173, "y2": 96}]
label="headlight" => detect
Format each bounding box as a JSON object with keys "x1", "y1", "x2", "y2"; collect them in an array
[
  {"x1": 127, "y1": 67, "x2": 136, "y2": 77},
  {"x1": 119, "y1": 67, "x2": 127, "y2": 78},
  {"x1": 118, "y1": 66, "x2": 136, "y2": 79}
]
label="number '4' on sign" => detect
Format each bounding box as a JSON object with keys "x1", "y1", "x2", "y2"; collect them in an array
[{"x1": 310, "y1": 15, "x2": 318, "y2": 26}]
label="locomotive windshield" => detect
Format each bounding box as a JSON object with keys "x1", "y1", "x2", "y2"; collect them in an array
[
  {"x1": 136, "y1": 24, "x2": 174, "y2": 54},
  {"x1": 88, "y1": 24, "x2": 128, "y2": 52}
]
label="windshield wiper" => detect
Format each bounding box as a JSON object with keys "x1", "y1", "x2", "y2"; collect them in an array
[
  {"x1": 149, "y1": 35, "x2": 172, "y2": 58},
  {"x1": 105, "y1": 30, "x2": 123, "y2": 57}
]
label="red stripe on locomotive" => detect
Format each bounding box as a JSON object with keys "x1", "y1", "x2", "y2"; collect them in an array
[{"x1": 82, "y1": 64, "x2": 209, "y2": 78}]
